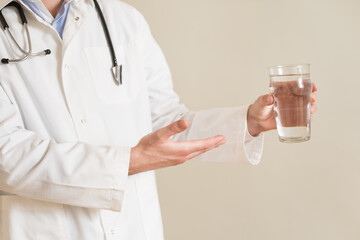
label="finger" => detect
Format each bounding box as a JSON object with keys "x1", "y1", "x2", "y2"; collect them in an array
[
  {"x1": 178, "y1": 135, "x2": 226, "y2": 155},
  {"x1": 311, "y1": 104, "x2": 317, "y2": 114},
  {"x1": 156, "y1": 119, "x2": 189, "y2": 140},
  {"x1": 259, "y1": 94, "x2": 274, "y2": 106},
  {"x1": 311, "y1": 92, "x2": 316, "y2": 103},
  {"x1": 312, "y1": 82, "x2": 318, "y2": 92},
  {"x1": 185, "y1": 140, "x2": 225, "y2": 160}
]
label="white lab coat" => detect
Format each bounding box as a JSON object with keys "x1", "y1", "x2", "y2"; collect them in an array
[{"x1": 0, "y1": 0, "x2": 264, "y2": 239}]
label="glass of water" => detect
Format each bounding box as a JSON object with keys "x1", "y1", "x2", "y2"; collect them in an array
[{"x1": 269, "y1": 64, "x2": 312, "y2": 143}]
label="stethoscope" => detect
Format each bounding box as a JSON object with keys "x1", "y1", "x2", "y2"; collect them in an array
[{"x1": 0, "y1": 0, "x2": 122, "y2": 85}]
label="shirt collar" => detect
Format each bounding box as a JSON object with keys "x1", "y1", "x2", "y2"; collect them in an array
[
  {"x1": 25, "y1": 0, "x2": 73, "y2": 2},
  {"x1": 21, "y1": 0, "x2": 72, "y2": 24},
  {"x1": 0, "y1": 0, "x2": 79, "y2": 9}
]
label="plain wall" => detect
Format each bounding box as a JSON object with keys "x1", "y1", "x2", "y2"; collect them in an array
[{"x1": 121, "y1": 0, "x2": 360, "y2": 239}]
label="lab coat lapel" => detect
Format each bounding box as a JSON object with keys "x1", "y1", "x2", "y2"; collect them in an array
[{"x1": 62, "y1": 0, "x2": 92, "y2": 53}]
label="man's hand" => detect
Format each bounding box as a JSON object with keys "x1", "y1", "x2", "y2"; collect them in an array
[
  {"x1": 129, "y1": 120, "x2": 226, "y2": 175},
  {"x1": 247, "y1": 83, "x2": 318, "y2": 136}
]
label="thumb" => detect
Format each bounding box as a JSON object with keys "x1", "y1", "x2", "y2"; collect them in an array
[
  {"x1": 259, "y1": 94, "x2": 274, "y2": 106},
  {"x1": 156, "y1": 119, "x2": 189, "y2": 140}
]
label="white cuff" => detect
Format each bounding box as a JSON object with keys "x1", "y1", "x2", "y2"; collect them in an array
[
  {"x1": 184, "y1": 105, "x2": 264, "y2": 165},
  {"x1": 243, "y1": 105, "x2": 264, "y2": 165},
  {"x1": 108, "y1": 147, "x2": 131, "y2": 211}
]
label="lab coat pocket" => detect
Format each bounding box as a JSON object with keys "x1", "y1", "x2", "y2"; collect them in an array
[
  {"x1": 0, "y1": 196, "x2": 69, "y2": 240},
  {"x1": 83, "y1": 45, "x2": 139, "y2": 104}
]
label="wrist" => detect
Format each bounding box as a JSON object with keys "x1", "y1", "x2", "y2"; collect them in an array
[
  {"x1": 129, "y1": 146, "x2": 141, "y2": 175},
  {"x1": 247, "y1": 105, "x2": 263, "y2": 137}
]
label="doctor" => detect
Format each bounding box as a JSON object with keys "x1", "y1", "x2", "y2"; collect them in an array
[{"x1": 0, "y1": 0, "x2": 317, "y2": 239}]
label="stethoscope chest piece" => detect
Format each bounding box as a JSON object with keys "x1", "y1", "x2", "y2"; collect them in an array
[{"x1": 112, "y1": 65, "x2": 123, "y2": 85}]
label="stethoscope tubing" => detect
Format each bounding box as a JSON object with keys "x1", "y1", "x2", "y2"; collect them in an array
[
  {"x1": 0, "y1": 0, "x2": 122, "y2": 85},
  {"x1": 93, "y1": 0, "x2": 118, "y2": 68},
  {"x1": 93, "y1": 0, "x2": 122, "y2": 85},
  {"x1": 0, "y1": 1, "x2": 50, "y2": 64}
]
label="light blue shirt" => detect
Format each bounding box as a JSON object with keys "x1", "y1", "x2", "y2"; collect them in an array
[{"x1": 21, "y1": 0, "x2": 71, "y2": 38}]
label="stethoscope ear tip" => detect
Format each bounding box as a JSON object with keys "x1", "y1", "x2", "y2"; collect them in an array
[
  {"x1": 44, "y1": 49, "x2": 51, "y2": 55},
  {"x1": 1, "y1": 58, "x2": 9, "y2": 64}
]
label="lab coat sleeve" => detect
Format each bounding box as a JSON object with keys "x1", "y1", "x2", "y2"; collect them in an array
[
  {"x1": 0, "y1": 85, "x2": 129, "y2": 211},
  {"x1": 136, "y1": 12, "x2": 264, "y2": 164}
]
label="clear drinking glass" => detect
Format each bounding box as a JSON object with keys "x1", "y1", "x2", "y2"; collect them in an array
[{"x1": 269, "y1": 64, "x2": 312, "y2": 143}]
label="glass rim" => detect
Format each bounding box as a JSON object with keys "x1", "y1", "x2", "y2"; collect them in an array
[{"x1": 268, "y1": 63, "x2": 310, "y2": 70}]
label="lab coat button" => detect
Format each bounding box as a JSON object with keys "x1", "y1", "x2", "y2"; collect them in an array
[
  {"x1": 64, "y1": 64, "x2": 70, "y2": 69},
  {"x1": 75, "y1": 17, "x2": 80, "y2": 21},
  {"x1": 80, "y1": 119, "x2": 86, "y2": 124}
]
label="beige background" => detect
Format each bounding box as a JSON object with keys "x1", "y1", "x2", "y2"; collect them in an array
[{"x1": 122, "y1": 0, "x2": 360, "y2": 239}]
